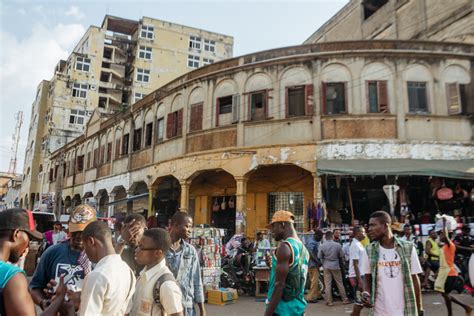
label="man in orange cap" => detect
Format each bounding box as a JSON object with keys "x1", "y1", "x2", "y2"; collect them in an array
[
  {"x1": 30, "y1": 204, "x2": 97, "y2": 311},
  {"x1": 264, "y1": 210, "x2": 309, "y2": 316}
]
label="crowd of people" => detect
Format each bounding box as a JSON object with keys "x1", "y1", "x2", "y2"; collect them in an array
[{"x1": 0, "y1": 204, "x2": 472, "y2": 316}]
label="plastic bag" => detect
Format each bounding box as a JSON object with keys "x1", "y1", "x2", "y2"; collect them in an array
[{"x1": 434, "y1": 214, "x2": 458, "y2": 232}]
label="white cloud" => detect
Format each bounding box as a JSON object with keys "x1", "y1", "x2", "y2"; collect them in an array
[
  {"x1": 18, "y1": 8, "x2": 26, "y2": 15},
  {"x1": 0, "y1": 23, "x2": 85, "y2": 172},
  {"x1": 65, "y1": 6, "x2": 85, "y2": 20}
]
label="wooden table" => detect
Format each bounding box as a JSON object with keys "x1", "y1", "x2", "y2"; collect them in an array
[{"x1": 253, "y1": 266, "x2": 270, "y2": 297}]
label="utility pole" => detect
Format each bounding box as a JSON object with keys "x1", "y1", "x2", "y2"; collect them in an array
[{"x1": 8, "y1": 111, "x2": 23, "y2": 175}]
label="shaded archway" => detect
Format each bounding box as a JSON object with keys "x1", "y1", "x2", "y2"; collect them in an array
[
  {"x1": 64, "y1": 196, "x2": 72, "y2": 213},
  {"x1": 129, "y1": 181, "x2": 149, "y2": 217},
  {"x1": 245, "y1": 164, "x2": 313, "y2": 233},
  {"x1": 97, "y1": 189, "x2": 109, "y2": 218},
  {"x1": 72, "y1": 194, "x2": 82, "y2": 208},
  {"x1": 152, "y1": 176, "x2": 180, "y2": 228},
  {"x1": 189, "y1": 169, "x2": 236, "y2": 238}
]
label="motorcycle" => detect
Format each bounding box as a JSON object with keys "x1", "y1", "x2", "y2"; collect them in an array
[{"x1": 220, "y1": 245, "x2": 256, "y2": 295}]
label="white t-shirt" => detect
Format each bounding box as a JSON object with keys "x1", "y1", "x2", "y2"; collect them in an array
[
  {"x1": 52, "y1": 231, "x2": 67, "y2": 245},
  {"x1": 363, "y1": 245, "x2": 422, "y2": 316},
  {"x1": 349, "y1": 239, "x2": 366, "y2": 278},
  {"x1": 79, "y1": 254, "x2": 136, "y2": 316}
]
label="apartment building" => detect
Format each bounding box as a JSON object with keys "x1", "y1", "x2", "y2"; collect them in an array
[
  {"x1": 304, "y1": 0, "x2": 473, "y2": 44},
  {"x1": 20, "y1": 15, "x2": 233, "y2": 211}
]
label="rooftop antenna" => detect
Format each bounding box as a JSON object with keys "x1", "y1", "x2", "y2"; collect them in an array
[{"x1": 8, "y1": 111, "x2": 23, "y2": 175}]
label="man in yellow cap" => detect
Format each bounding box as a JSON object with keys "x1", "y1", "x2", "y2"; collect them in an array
[
  {"x1": 30, "y1": 204, "x2": 97, "y2": 311},
  {"x1": 264, "y1": 210, "x2": 309, "y2": 316}
]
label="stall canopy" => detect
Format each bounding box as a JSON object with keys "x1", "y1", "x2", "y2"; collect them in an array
[{"x1": 317, "y1": 159, "x2": 474, "y2": 180}]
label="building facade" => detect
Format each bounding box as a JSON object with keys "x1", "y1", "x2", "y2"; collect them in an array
[
  {"x1": 304, "y1": 0, "x2": 473, "y2": 44},
  {"x1": 30, "y1": 40, "x2": 474, "y2": 236},
  {"x1": 20, "y1": 15, "x2": 233, "y2": 211}
]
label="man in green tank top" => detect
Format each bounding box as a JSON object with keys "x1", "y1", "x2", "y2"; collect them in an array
[{"x1": 265, "y1": 210, "x2": 309, "y2": 316}]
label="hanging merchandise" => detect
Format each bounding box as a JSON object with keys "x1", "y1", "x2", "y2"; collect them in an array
[
  {"x1": 221, "y1": 196, "x2": 227, "y2": 210},
  {"x1": 306, "y1": 202, "x2": 313, "y2": 230},
  {"x1": 436, "y1": 184, "x2": 453, "y2": 201},
  {"x1": 212, "y1": 198, "x2": 220, "y2": 212},
  {"x1": 228, "y1": 196, "x2": 235, "y2": 209}
]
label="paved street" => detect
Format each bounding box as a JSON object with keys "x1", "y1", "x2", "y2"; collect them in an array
[{"x1": 206, "y1": 292, "x2": 474, "y2": 315}]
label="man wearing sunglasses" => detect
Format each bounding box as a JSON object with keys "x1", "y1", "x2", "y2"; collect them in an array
[{"x1": 30, "y1": 204, "x2": 97, "y2": 311}]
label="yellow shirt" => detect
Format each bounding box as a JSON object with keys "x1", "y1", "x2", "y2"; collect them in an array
[{"x1": 361, "y1": 235, "x2": 370, "y2": 247}]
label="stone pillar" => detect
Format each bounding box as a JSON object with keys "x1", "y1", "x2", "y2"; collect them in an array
[
  {"x1": 235, "y1": 176, "x2": 248, "y2": 234},
  {"x1": 107, "y1": 193, "x2": 116, "y2": 218},
  {"x1": 147, "y1": 187, "x2": 154, "y2": 217},
  {"x1": 179, "y1": 180, "x2": 190, "y2": 212},
  {"x1": 312, "y1": 173, "x2": 322, "y2": 230}
]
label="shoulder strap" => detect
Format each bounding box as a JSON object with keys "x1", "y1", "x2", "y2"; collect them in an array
[{"x1": 153, "y1": 272, "x2": 176, "y2": 305}]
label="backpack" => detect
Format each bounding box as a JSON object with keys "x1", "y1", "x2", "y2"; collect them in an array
[{"x1": 153, "y1": 272, "x2": 179, "y2": 313}]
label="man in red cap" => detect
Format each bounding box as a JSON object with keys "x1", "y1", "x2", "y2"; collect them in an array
[
  {"x1": 265, "y1": 210, "x2": 309, "y2": 316},
  {"x1": 0, "y1": 208, "x2": 74, "y2": 315}
]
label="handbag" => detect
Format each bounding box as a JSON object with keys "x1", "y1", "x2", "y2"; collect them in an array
[
  {"x1": 436, "y1": 187, "x2": 453, "y2": 201},
  {"x1": 228, "y1": 197, "x2": 235, "y2": 209},
  {"x1": 212, "y1": 199, "x2": 220, "y2": 212}
]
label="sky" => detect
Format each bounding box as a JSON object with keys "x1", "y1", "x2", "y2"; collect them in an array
[{"x1": 0, "y1": 0, "x2": 348, "y2": 174}]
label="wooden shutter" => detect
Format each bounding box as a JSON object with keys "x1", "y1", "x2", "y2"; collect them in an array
[
  {"x1": 93, "y1": 148, "x2": 98, "y2": 167},
  {"x1": 232, "y1": 94, "x2": 240, "y2": 123},
  {"x1": 177, "y1": 109, "x2": 183, "y2": 137},
  {"x1": 285, "y1": 88, "x2": 289, "y2": 118},
  {"x1": 216, "y1": 98, "x2": 220, "y2": 127},
  {"x1": 87, "y1": 152, "x2": 91, "y2": 169},
  {"x1": 107, "y1": 142, "x2": 112, "y2": 162},
  {"x1": 166, "y1": 113, "x2": 174, "y2": 138},
  {"x1": 190, "y1": 103, "x2": 203, "y2": 132},
  {"x1": 446, "y1": 83, "x2": 461, "y2": 115},
  {"x1": 321, "y1": 82, "x2": 327, "y2": 114},
  {"x1": 115, "y1": 139, "x2": 120, "y2": 158},
  {"x1": 378, "y1": 81, "x2": 389, "y2": 113},
  {"x1": 305, "y1": 84, "x2": 314, "y2": 116}
]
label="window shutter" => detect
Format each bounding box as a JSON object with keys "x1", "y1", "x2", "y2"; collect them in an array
[
  {"x1": 305, "y1": 84, "x2": 314, "y2": 116},
  {"x1": 94, "y1": 148, "x2": 98, "y2": 167},
  {"x1": 166, "y1": 113, "x2": 174, "y2": 138},
  {"x1": 285, "y1": 88, "x2": 289, "y2": 118},
  {"x1": 189, "y1": 105, "x2": 196, "y2": 132},
  {"x1": 216, "y1": 98, "x2": 220, "y2": 127},
  {"x1": 378, "y1": 81, "x2": 389, "y2": 113},
  {"x1": 232, "y1": 94, "x2": 240, "y2": 123},
  {"x1": 321, "y1": 82, "x2": 327, "y2": 114},
  {"x1": 446, "y1": 83, "x2": 461, "y2": 115},
  {"x1": 115, "y1": 139, "x2": 120, "y2": 158},
  {"x1": 194, "y1": 103, "x2": 203, "y2": 131},
  {"x1": 177, "y1": 109, "x2": 183, "y2": 137}
]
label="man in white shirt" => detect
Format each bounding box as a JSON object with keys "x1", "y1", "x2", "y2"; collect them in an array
[
  {"x1": 128, "y1": 228, "x2": 183, "y2": 316},
  {"x1": 77, "y1": 220, "x2": 136, "y2": 316},
  {"x1": 360, "y1": 211, "x2": 423, "y2": 316},
  {"x1": 348, "y1": 226, "x2": 366, "y2": 315}
]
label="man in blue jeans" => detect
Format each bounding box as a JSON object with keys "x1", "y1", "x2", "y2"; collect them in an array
[{"x1": 166, "y1": 211, "x2": 205, "y2": 316}]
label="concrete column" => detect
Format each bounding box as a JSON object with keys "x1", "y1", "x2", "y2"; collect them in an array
[
  {"x1": 108, "y1": 193, "x2": 116, "y2": 218},
  {"x1": 179, "y1": 180, "x2": 190, "y2": 212},
  {"x1": 235, "y1": 176, "x2": 248, "y2": 234},
  {"x1": 313, "y1": 173, "x2": 322, "y2": 202},
  {"x1": 147, "y1": 187, "x2": 154, "y2": 217}
]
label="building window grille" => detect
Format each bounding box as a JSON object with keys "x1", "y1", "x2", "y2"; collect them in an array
[
  {"x1": 136, "y1": 68, "x2": 150, "y2": 83},
  {"x1": 189, "y1": 36, "x2": 201, "y2": 49},
  {"x1": 138, "y1": 46, "x2": 152, "y2": 60},
  {"x1": 140, "y1": 25, "x2": 154, "y2": 39},
  {"x1": 75, "y1": 56, "x2": 91, "y2": 72},
  {"x1": 72, "y1": 83, "x2": 88, "y2": 98},
  {"x1": 187, "y1": 55, "x2": 200, "y2": 69},
  {"x1": 268, "y1": 192, "x2": 304, "y2": 232},
  {"x1": 204, "y1": 39, "x2": 215, "y2": 52}
]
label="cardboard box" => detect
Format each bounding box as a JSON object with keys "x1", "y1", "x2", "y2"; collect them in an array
[{"x1": 207, "y1": 289, "x2": 236, "y2": 305}]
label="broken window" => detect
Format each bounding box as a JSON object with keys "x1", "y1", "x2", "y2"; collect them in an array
[
  {"x1": 100, "y1": 72, "x2": 110, "y2": 82},
  {"x1": 76, "y1": 155, "x2": 84, "y2": 172},
  {"x1": 145, "y1": 123, "x2": 153, "y2": 147},
  {"x1": 75, "y1": 56, "x2": 91, "y2": 72},
  {"x1": 367, "y1": 81, "x2": 389, "y2": 113},
  {"x1": 250, "y1": 91, "x2": 267, "y2": 121},
  {"x1": 189, "y1": 103, "x2": 203, "y2": 132},
  {"x1": 363, "y1": 0, "x2": 388, "y2": 20},
  {"x1": 187, "y1": 55, "x2": 200, "y2": 69},
  {"x1": 69, "y1": 109, "x2": 85, "y2": 125},
  {"x1": 156, "y1": 118, "x2": 164, "y2": 142},
  {"x1": 72, "y1": 83, "x2": 87, "y2": 98},
  {"x1": 218, "y1": 95, "x2": 233, "y2": 114},
  {"x1": 122, "y1": 134, "x2": 129, "y2": 155},
  {"x1": 139, "y1": 46, "x2": 152, "y2": 60},
  {"x1": 140, "y1": 25, "x2": 154, "y2": 39},
  {"x1": 166, "y1": 109, "x2": 183, "y2": 139},
  {"x1": 322, "y1": 82, "x2": 346, "y2": 115},
  {"x1": 407, "y1": 82, "x2": 429, "y2": 113},
  {"x1": 98, "y1": 97, "x2": 107, "y2": 109},
  {"x1": 103, "y1": 47, "x2": 113, "y2": 59},
  {"x1": 204, "y1": 39, "x2": 215, "y2": 52},
  {"x1": 189, "y1": 36, "x2": 201, "y2": 49},
  {"x1": 136, "y1": 68, "x2": 150, "y2": 83}
]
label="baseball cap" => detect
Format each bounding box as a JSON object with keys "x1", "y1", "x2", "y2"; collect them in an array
[
  {"x1": 266, "y1": 210, "x2": 295, "y2": 228},
  {"x1": 0, "y1": 209, "x2": 43, "y2": 240},
  {"x1": 68, "y1": 204, "x2": 97, "y2": 233}
]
